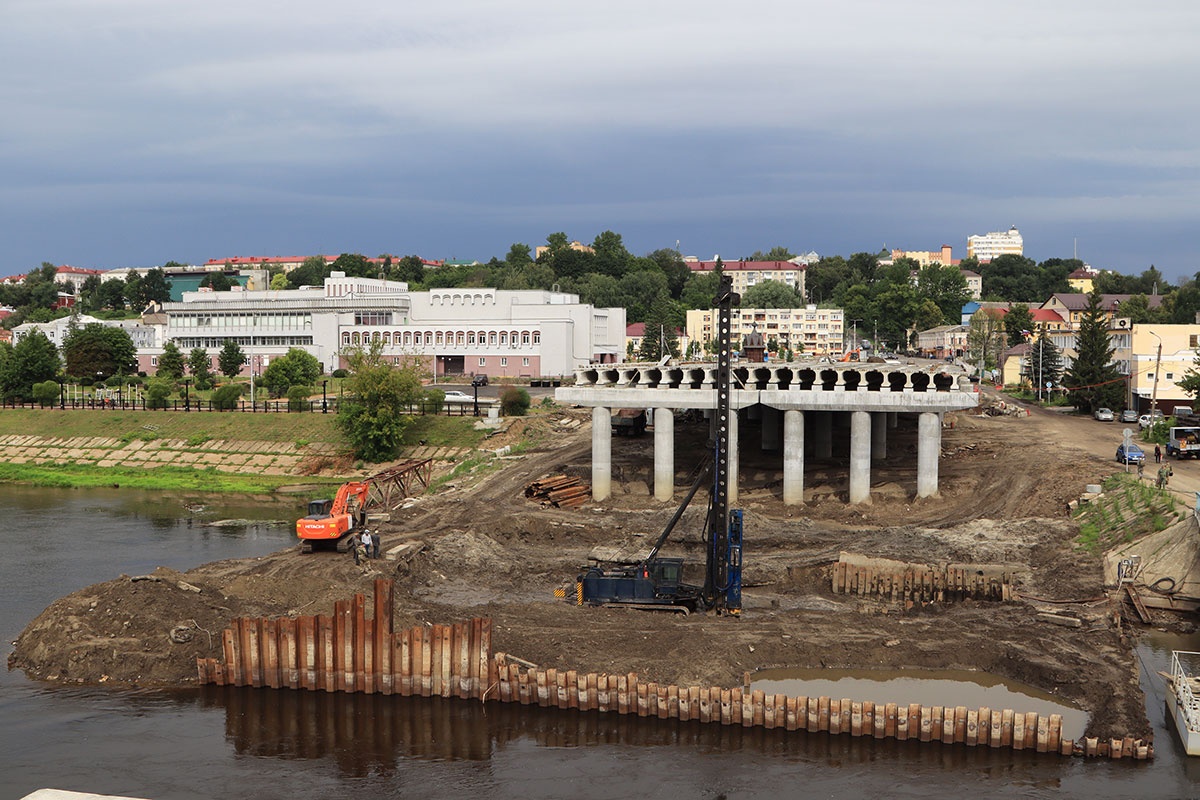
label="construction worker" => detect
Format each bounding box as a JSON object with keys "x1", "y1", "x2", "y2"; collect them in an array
[{"x1": 1156, "y1": 465, "x2": 1168, "y2": 490}]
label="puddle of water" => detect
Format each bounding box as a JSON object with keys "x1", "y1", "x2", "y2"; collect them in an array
[{"x1": 751, "y1": 667, "x2": 1088, "y2": 740}]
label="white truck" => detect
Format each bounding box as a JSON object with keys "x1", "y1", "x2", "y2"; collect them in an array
[{"x1": 1166, "y1": 426, "x2": 1200, "y2": 459}]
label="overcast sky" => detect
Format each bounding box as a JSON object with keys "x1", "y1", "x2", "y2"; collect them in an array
[{"x1": 2, "y1": 1, "x2": 1197, "y2": 279}]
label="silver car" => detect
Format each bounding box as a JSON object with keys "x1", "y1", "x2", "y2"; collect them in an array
[{"x1": 1094, "y1": 407, "x2": 1114, "y2": 422}]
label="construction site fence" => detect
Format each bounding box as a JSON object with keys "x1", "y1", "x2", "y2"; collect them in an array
[
  {"x1": 4, "y1": 397, "x2": 489, "y2": 416},
  {"x1": 196, "y1": 579, "x2": 1149, "y2": 761}
]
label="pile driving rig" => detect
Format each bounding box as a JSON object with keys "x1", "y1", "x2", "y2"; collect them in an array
[{"x1": 569, "y1": 274, "x2": 744, "y2": 615}]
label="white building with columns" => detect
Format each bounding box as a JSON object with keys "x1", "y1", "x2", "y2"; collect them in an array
[{"x1": 152, "y1": 274, "x2": 624, "y2": 378}]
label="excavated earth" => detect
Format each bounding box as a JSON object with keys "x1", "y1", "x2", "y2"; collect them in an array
[{"x1": 10, "y1": 398, "x2": 1187, "y2": 741}]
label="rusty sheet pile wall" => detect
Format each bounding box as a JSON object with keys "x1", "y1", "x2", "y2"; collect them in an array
[
  {"x1": 833, "y1": 560, "x2": 1013, "y2": 603},
  {"x1": 197, "y1": 580, "x2": 1150, "y2": 760},
  {"x1": 196, "y1": 579, "x2": 493, "y2": 698}
]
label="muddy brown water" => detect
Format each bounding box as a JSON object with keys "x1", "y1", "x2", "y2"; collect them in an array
[{"x1": 3, "y1": 486, "x2": 1200, "y2": 800}]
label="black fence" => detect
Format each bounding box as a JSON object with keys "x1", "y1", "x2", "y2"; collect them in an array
[{"x1": 2, "y1": 398, "x2": 493, "y2": 416}]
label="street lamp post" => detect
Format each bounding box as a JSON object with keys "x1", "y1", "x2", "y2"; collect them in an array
[
  {"x1": 322, "y1": 379, "x2": 328, "y2": 414},
  {"x1": 1149, "y1": 331, "x2": 1163, "y2": 422},
  {"x1": 182, "y1": 378, "x2": 191, "y2": 412},
  {"x1": 58, "y1": 378, "x2": 65, "y2": 410},
  {"x1": 473, "y1": 382, "x2": 479, "y2": 417}
]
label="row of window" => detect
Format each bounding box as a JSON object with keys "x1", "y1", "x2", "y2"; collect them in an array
[
  {"x1": 174, "y1": 336, "x2": 313, "y2": 348},
  {"x1": 342, "y1": 330, "x2": 542, "y2": 347},
  {"x1": 171, "y1": 312, "x2": 313, "y2": 329}
]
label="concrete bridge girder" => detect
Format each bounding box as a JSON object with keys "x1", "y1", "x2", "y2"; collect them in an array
[{"x1": 561, "y1": 361, "x2": 975, "y2": 506}]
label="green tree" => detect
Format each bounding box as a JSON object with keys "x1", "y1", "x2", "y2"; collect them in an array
[
  {"x1": 804, "y1": 256, "x2": 847, "y2": 304},
  {"x1": 187, "y1": 348, "x2": 214, "y2": 390},
  {"x1": 1024, "y1": 331, "x2": 1064, "y2": 394},
  {"x1": 287, "y1": 255, "x2": 332, "y2": 288},
  {"x1": 391, "y1": 255, "x2": 426, "y2": 284},
  {"x1": 336, "y1": 340, "x2": 425, "y2": 462},
  {"x1": 260, "y1": 348, "x2": 321, "y2": 397},
  {"x1": 916, "y1": 265, "x2": 971, "y2": 324},
  {"x1": 505, "y1": 243, "x2": 533, "y2": 267},
  {"x1": 329, "y1": 253, "x2": 375, "y2": 278},
  {"x1": 96, "y1": 277, "x2": 127, "y2": 310},
  {"x1": 1004, "y1": 303, "x2": 1034, "y2": 347},
  {"x1": 966, "y1": 310, "x2": 1006, "y2": 377},
  {"x1": 591, "y1": 230, "x2": 632, "y2": 278},
  {"x1": 270, "y1": 272, "x2": 289, "y2": 290},
  {"x1": 1, "y1": 331, "x2": 60, "y2": 399},
  {"x1": 1064, "y1": 290, "x2": 1124, "y2": 413},
  {"x1": 637, "y1": 296, "x2": 682, "y2": 361},
  {"x1": 646, "y1": 248, "x2": 692, "y2": 299},
  {"x1": 62, "y1": 323, "x2": 137, "y2": 379},
  {"x1": 287, "y1": 385, "x2": 312, "y2": 412},
  {"x1": 123, "y1": 272, "x2": 146, "y2": 309},
  {"x1": 157, "y1": 341, "x2": 185, "y2": 379},
  {"x1": 198, "y1": 272, "x2": 234, "y2": 291},
  {"x1": 142, "y1": 267, "x2": 173, "y2": 304},
  {"x1": 218, "y1": 339, "x2": 246, "y2": 379},
  {"x1": 749, "y1": 246, "x2": 796, "y2": 261},
  {"x1": 741, "y1": 281, "x2": 805, "y2": 308},
  {"x1": 679, "y1": 269, "x2": 722, "y2": 311}
]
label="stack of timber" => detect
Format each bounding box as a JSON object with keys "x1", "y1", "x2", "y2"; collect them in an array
[
  {"x1": 524, "y1": 475, "x2": 590, "y2": 508},
  {"x1": 197, "y1": 580, "x2": 1150, "y2": 761},
  {"x1": 833, "y1": 553, "x2": 1014, "y2": 605}
]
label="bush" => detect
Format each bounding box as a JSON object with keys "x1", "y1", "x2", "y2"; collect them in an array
[
  {"x1": 332, "y1": 368, "x2": 349, "y2": 379},
  {"x1": 32, "y1": 380, "x2": 60, "y2": 406},
  {"x1": 145, "y1": 377, "x2": 172, "y2": 409},
  {"x1": 424, "y1": 388, "x2": 445, "y2": 414},
  {"x1": 287, "y1": 385, "x2": 312, "y2": 412},
  {"x1": 211, "y1": 384, "x2": 243, "y2": 410},
  {"x1": 500, "y1": 387, "x2": 531, "y2": 417}
]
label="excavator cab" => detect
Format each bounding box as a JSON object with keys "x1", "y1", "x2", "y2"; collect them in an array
[{"x1": 305, "y1": 499, "x2": 334, "y2": 518}]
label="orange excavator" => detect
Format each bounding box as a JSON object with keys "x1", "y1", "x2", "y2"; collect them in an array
[
  {"x1": 839, "y1": 349, "x2": 861, "y2": 362},
  {"x1": 296, "y1": 480, "x2": 372, "y2": 553}
]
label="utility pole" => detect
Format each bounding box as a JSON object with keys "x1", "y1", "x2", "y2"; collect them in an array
[{"x1": 1150, "y1": 332, "x2": 1163, "y2": 421}]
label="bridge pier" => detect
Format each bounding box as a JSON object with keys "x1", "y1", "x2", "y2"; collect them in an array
[
  {"x1": 872, "y1": 412, "x2": 887, "y2": 462},
  {"x1": 783, "y1": 410, "x2": 805, "y2": 505},
  {"x1": 592, "y1": 406, "x2": 611, "y2": 501},
  {"x1": 849, "y1": 411, "x2": 872, "y2": 504},
  {"x1": 654, "y1": 407, "x2": 674, "y2": 501},
  {"x1": 917, "y1": 411, "x2": 941, "y2": 498}
]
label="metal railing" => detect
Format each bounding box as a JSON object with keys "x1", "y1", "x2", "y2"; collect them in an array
[
  {"x1": 1171, "y1": 650, "x2": 1200, "y2": 733},
  {"x1": 2, "y1": 397, "x2": 495, "y2": 417}
]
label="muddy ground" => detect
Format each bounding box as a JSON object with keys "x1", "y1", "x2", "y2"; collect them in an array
[{"x1": 10, "y1": 394, "x2": 1191, "y2": 740}]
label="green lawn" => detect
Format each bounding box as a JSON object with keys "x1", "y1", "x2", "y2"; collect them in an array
[{"x1": 0, "y1": 408, "x2": 343, "y2": 443}]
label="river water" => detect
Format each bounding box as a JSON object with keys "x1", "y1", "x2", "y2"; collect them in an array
[{"x1": 3, "y1": 486, "x2": 1200, "y2": 800}]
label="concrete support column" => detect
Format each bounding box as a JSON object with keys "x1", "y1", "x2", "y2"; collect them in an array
[
  {"x1": 728, "y1": 409, "x2": 740, "y2": 504},
  {"x1": 849, "y1": 410, "x2": 872, "y2": 504},
  {"x1": 888, "y1": 411, "x2": 899, "y2": 429},
  {"x1": 592, "y1": 406, "x2": 611, "y2": 501},
  {"x1": 917, "y1": 411, "x2": 941, "y2": 498},
  {"x1": 871, "y1": 412, "x2": 887, "y2": 462},
  {"x1": 654, "y1": 407, "x2": 674, "y2": 502},
  {"x1": 814, "y1": 412, "x2": 833, "y2": 459},
  {"x1": 783, "y1": 410, "x2": 805, "y2": 505},
  {"x1": 762, "y1": 406, "x2": 781, "y2": 452}
]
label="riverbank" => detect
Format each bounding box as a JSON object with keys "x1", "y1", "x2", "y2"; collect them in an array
[{"x1": 0, "y1": 409, "x2": 490, "y2": 492}]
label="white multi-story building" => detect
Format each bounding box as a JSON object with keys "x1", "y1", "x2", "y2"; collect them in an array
[
  {"x1": 686, "y1": 260, "x2": 807, "y2": 300},
  {"x1": 686, "y1": 305, "x2": 844, "y2": 357},
  {"x1": 153, "y1": 273, "x2": 624, "y2": 379},
  {"x1": 13, "y1": 314, "x2": 162, "y2": 351},
  {"x1": 967, "y1": 226, "x2": 1023, "y2": 261}
]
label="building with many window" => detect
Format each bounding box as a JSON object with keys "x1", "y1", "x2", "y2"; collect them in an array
[
  {"x1": 153, "y1": 273, "x2": 624, "y2": 379},
  {"x1": 685, "y1": 305, "x2": 843, "y2": 358},
  {"x1": 967, "y1": 226, "x2": 1023, "y2": 261},
  {"x1": 685, "y1": 260, "x2": 807, "y2": 300}
]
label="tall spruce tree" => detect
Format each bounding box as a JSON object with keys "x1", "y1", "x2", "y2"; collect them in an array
[
  {"x1": 1024, "y1": 330, "x2": 1063, "y2": 399},
  {"x1": 1064, "y1": 290, "x2": 1124, "y2": 413}
]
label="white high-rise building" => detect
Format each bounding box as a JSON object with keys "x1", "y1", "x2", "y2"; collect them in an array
[{"x1": 967, "y1": 226, "x2": 1023, "y2": 261}]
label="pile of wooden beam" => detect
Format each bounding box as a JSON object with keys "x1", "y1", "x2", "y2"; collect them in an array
[{"x1": 524, "y1": 475, "x2": 590, "y2": 508}]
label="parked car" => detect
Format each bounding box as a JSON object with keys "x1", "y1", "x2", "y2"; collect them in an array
[
  {"x1": 441, "y1": 390, "x2": 473, "y2": 403},
  {"x1": 1094, "y1": 407, "x2": 1114, "y2": 422},
  {"x1": 1119, "y1": 409, "x2": 1139, "y2": 424},
  {"x1": 1139, "y1": 411, "x2": 1166, "y2": 429},
  {"x1": 1117, "y1": 443, "x2": 1146, "y2": 464},
  {"x1": 471, "y1": 375, "x2": 489, "y2": 387},
  {"x1": 1174, "y1": 405, "x2": 1194, "y2": 418}
]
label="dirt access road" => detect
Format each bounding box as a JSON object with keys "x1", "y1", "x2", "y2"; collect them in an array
[{"x1": 11, "y1": 393, "x2": 1187, "y2": 741}]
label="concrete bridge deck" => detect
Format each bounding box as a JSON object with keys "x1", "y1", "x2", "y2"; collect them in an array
[{"x1": 556, "y1": 360, "x2": 981, "y2": 505}]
